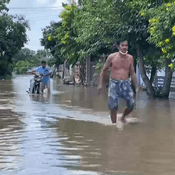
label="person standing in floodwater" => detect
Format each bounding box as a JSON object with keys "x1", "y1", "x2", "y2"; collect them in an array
[
  {"x1": 32, "y1": 60, "x2": 51, "y2": 94},
  {"x1": 98, "y1": 40, "x2": 139, "y2": 124}
]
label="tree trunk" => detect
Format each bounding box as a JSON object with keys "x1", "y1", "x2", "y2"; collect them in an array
[
  {"x1": 161, "y1": 59, "x2": 173, "y2": 98},
  {"x1": 157, "y1": 0, "x2": 163, "y2": 6},
  {"x1": 150, "y1": 66, "x2": 157, "y2": 84},
  {"x1": 79, "y1": 63, "x2": 86, "y2": 85},
  {"x1": 137, "y1": 47, "x2": 155, "y2": 97}
]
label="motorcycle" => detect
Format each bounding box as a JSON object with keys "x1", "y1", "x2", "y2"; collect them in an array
[
  {"x1": 26, "y1": 70, "x2": 53, "y2": 94},
  {"x1": 28, "y1": 72, "x2": 43, "y2": 94}
]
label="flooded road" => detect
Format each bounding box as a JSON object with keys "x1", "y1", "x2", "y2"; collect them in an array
[{"x1": 1, "y1": 76, "x2": 175, "y2": 175}]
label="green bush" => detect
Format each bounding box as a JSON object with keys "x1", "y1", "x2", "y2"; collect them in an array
[{"x1": 14, "y1": 61, "x2": 31, "y2": 74}]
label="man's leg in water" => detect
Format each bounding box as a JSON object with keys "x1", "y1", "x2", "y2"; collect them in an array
[
  {"x1": 41, "y1": 83, "x2": 44, "y2": 93},
  {"x1": 121, "y1": 108, "x2": 132, "y2": 123},
  {"x1": 110, "y1": 109, "x2": 117, "y2": 123},
  {"x1": 46, "y1": 81, "x2": 51, "y2": 94},
  {"x1": 47, "y1": 86, "x2": 50, "y2": 94},
  {"x1": 108, "y1": 80, "x2": 120, "y2": 124},
  {"x1": 121, "y1": 81, "x2": 134, "y2": 123},
  {"x1": 108, "y1": 96, "x2": 119, "y2": 123}
]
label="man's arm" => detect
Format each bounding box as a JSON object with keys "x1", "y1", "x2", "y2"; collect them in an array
[
  {"x1": 98, "y1": 55, "x2": 112, "y2": 89},
  {"x1": 129, "y1": 57, "x2": 139, "y2": 92},
  {"x1": 31, "y1": 70, "x2": 36, "y2": 74},
  {"x1": 24, "y1": 70, "x2": 36, "y2": 75},
  {"x1": 26, "y1": 68, "x2": 38, "y2": 75},
  {"x1": 32, "y1": 67, "x2": 40, "y2": 75}
]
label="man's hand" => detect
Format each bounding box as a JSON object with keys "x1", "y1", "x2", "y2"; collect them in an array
[
  {"x1": 25, "y1": 72, "x2": 32, "y2": 75},
  {"x1": 98, "y1": 85, "x2": 104, "y2": 95},
  {"x1": 31, "y1": 71, "x2": 36, "y2": 75}
]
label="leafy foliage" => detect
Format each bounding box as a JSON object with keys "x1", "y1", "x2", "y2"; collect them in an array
[
  {"x1": 41, "y1": 21, "x2": 63, "y2": 66},
  {"x1": 142, "y1": 2, "x2": 175, "y2": 70},
  {"x1": 41, "y1": 0, "x2": 162, "y2": 66},
  {"x1": 40, "y1": 0, "x2": 175, "y2": 97},
  {"x1": 0, "y1": 0, "x2": 10, "y2": 12},
  {"x1": 13, "y1": 48, "x2": 54, "y2": 74},
  {"x1": 13, "y1": 48, "x2": 36, "y2": 62},
  {"x1": 0, "y1": 13, "x2": 29, "y2": 76},
  {"x1": 14, "y1": 60, "x2": 31, "y2": 74}
]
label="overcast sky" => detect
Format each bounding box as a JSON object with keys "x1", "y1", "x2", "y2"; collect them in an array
[{"x1": 7, "y1": 0, "x2": 71, "y2": 51}]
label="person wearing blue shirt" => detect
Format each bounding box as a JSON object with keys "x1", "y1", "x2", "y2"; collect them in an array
[{"x1": 33, "y1": 61, "x2": 50, "y2": 94}]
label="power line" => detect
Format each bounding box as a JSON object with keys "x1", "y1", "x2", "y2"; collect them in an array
[
  {"x1": 8, "y1": 6, "x2": 63, "y2": 10},
  {"x1": 26, "y1": 15, "x2": 61, "y2": 21},
  {"x1": 9, "y1": 9, "x2": 62, "y2": 11},
  {"x1": 27, "y1": 16, "x2": 60, "y2": 21},
  {"x1": 8, "y1": 6, "x2": 63, "y2": 8},
  {"x1": 26, "y1": 15, "x2": 60, "y2": 20},
  {"x1": 29, "y1": 17, "x2": 61, "y2": 21}
]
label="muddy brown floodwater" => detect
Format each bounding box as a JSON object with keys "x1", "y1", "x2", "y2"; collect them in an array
[{"x1": 0, "y1": 75, "x2": 175, "y2": 175}]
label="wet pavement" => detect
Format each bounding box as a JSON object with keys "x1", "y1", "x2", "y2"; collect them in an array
[{"x1": 0, "y1": 75, "x2": 175, "y2": 175}]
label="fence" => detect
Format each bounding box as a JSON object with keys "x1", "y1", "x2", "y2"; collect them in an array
[{"x1": 153, "y1": 76, "x2": 175, "y2": 91}]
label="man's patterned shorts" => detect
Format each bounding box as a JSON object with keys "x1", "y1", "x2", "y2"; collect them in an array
[{"x1": 108, "y1": 79, "x2": 134, "y2": 111}]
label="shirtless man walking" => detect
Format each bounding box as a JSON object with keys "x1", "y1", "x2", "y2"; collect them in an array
[{"x1": 98, "y1": 40, "x2": 139, "y2": 124}]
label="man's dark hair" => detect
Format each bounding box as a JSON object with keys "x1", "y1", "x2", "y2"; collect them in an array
[
  {"x1": 41, "y1": 60, "x2": 46, "y2": 64},
  {"x1": 112, "y1": 40, "x2": 128, "y2": 51},
  {"x1": 117, "y1": 40, "x2": 128, "y2": 46}
]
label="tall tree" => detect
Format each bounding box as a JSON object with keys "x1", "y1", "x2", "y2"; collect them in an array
[
  {"x1": 41, "y1": 21, "x2": 63, "y2": 66},
  {"x1": 13, "y1": 48, "x2": 36, "y2": 62},
  {"x1": 0, "y1": 0, "x2": 10, "y2": 12},
  {"x1": 141, "y1": 1, "x2": 175, "y2": 97},
  {"x1": 12, "y1": 48, "x2": 40, "y2": 71},
  {"x1": 41, "y1": 0, "x2": 174, "y2": 97},
  {"x1": 0, "y1": 14, "x2": 29, "y2": 76}
]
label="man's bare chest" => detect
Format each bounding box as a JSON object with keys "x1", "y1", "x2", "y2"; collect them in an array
[{"x1": 112, "y1": 57, "x2": 131, "y2": 70}]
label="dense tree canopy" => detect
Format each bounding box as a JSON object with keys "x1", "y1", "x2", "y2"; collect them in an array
[
  {"x1": 0, "y1": 0, "x2": 10, "y2": 12},
  {"x1": 0, "y1": 0, "x2": 30, "y2": 77},
  {"x1": 0, "y1": 13, "x2": 29, "y2": 77},
  {"x1": 41, "y1": 21, "x2": 63, "y2": 66},
  {"x1": 40, "y1": 0, "x2": 175, "y2": 97},
  {"x1": 13, "y1": 48, "x2": 54, "y2": 74}
]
